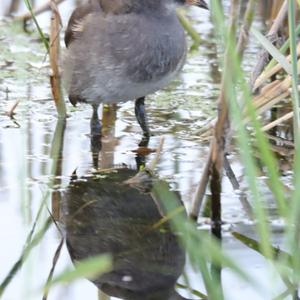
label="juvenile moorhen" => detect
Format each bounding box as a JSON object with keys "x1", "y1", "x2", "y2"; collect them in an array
[{"x1": 63, "y1": 0, "x2": 208, "y2": 145}]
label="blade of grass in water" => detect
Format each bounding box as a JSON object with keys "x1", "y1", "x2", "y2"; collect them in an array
[
  {"x1": 266, "y1": 23, "x2": 300, "y2": 70},
  {"x1": 23, "y1": 0, "x2": 49, "y2": 51},
  {"x1": 42, "y1": 238, "x2": 64, "y2": 300},
  {"x1": 177, "y1": 9, "x2": 201, "y2": 50},
  {"x1": 251, "y1": 27, "x2": 292, "y2": 75},
  {"x1": 224, "y1": 63, "x2": 273, "y2": 259},
  {"x1": 22, "y1": 0, "x2": 67, "y2": 118},
  {"x1": 0, "y1": 218, "x2": 52, "y2": 297},
  {"x1": 227, "y1": 34, "x2": 288, "y2": 218},
  {"x1": 150, "y1": 179, "x2": 258, "y2": 299},
  {"x1": 0, "y1": 117, "x2": 67, "y2": 296},
  {"x1": 210, "y1": 0, "x2": 278, "y2": 260},
  {"x1": 232, "y1": 232, "x2": 292, "y2": 265},
  {"x1": 44, "y1": 254, "x2": 112, "y2": 291},
  {"x1": 176, "y1": 283, "x2": 208, "y2": 299}
]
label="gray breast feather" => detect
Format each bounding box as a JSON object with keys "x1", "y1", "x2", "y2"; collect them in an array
[{"x1": 108, "y1": 14, "x2": 187, "y2": 82}]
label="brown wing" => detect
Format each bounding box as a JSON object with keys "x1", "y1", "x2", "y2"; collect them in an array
[{"x1": 64, "y1": 0, "x2": 102, "y2": 48}]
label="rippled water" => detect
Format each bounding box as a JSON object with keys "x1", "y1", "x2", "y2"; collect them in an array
[{"x1": 0, "y1": 1, "x2": 289, "y2": 300}]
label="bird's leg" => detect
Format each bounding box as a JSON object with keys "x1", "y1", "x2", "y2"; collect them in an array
[
  {"x1": 90, "y1": 104, "x2": 102, "y2": 169},
  {"x1": 135, "y1": 97, "x2": 150, "y2": 147},
  {"x1": 135, "y1": 152, "x2": 146, "y2": 171}
]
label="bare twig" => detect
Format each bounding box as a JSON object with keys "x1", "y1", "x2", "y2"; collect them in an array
[
  {"x1": 148, "y1": 136, "x2": 165, "y2": 172},
  {"x1": 223, "y1": 156, "x2": 239, "y2": 190},
  {"x1": 5, "y1": 100, "x2": 20, "y2": 118},
  {"x1": 208, "y1": 0, "x2": 240, "y2": 244},
  {"x1": 266, "y1": 133, "x2": 295, "y2": 148},
  {"x1": 190, "y1": 149, "x2": 212, "y2": 219},
  {"x1": 262, "y1": 111, "x2": 293, "y2": 132}
]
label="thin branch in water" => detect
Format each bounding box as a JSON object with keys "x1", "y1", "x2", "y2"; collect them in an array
[
  {"x1": 190, "y1": 149, "x2": 211, "y2": 219},
  {"x1": 262, "y1": 111, "x2": 294, "y2": 132},
  {"x1": 5, "y1": 100, "x2": 20, "y2": 119},
  {"x1": 49, "y1": 0, "x2": 67, "y2": 118},
  {"x1": 148, "y1": 136, "x2": 165, "y2": 172},
  {"x1": 223, "y1": 156, "x2": 239, "y2": 190}
]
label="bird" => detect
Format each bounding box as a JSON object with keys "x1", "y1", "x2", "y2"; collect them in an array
[{"x1": 63, "y1": 0, "x2": 208, "y2": 145}]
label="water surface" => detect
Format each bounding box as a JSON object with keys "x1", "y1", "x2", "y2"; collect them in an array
[{"x1": 0, "y1": 1, "x2": 289, "y2": 299}]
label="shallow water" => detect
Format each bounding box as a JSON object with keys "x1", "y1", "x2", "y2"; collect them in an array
[{"x1": 0, "y1": 1, "x2": 291, "y2": 300}]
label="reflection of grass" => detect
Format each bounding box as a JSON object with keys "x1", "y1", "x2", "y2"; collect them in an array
[
  {"x1": 0, "y1": 216, "x2": 52, "y2": 297},
  {"x1": 0, "y1": 116, "x2": 111, "y2": 298},
  {"x1": 44, "y1": 254, "x2": 112, "y2": 293}
]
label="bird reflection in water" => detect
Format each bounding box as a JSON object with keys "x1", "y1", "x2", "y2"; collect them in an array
[{"x1": 61, "y1": 166, "x2": 194, "y2": 300}]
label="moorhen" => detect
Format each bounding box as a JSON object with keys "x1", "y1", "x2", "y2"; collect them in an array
[{"x1": 63, "y1": 0, "x2": 208, "y2": 145}]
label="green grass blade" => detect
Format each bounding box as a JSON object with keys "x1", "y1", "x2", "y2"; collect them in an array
[
  {"x1": 46, "y1": 254, "x2": 112, "y2": 288},
  {"x1": 176, "y1": 283, "x2": 208, "y2": 299},
  {"x1": 228, "y1": 36, "x2": 288, "y2": 219},
  {"x1": 150, "y1": 180, "x2": 257, "y2": 299},
  {"x1": 177, "y1": 9, "x2": 201, "y2": 50},
  {"x1": 251, "y1": 27, "x2": 292, "y2": 75},
  {"x1": 0, "y1": 218, "x2": 52, "y2": 297},
  {"x1": 232, "y1": 231, "x2": 292, "y2": 265},
  {"x1": 23, "y1": 0, "x2": 49, "y2": 51},
  {"x1": 225, "y1": 67, "x2": 274, "y2": 259},
  {"x1": 266, "y1": 23, "x2": 300, "y2": 70}
]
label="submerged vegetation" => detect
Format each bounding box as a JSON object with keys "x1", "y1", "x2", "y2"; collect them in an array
[{"x1": 0, "y1": 0, "x2": 300, "y2": 299}]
